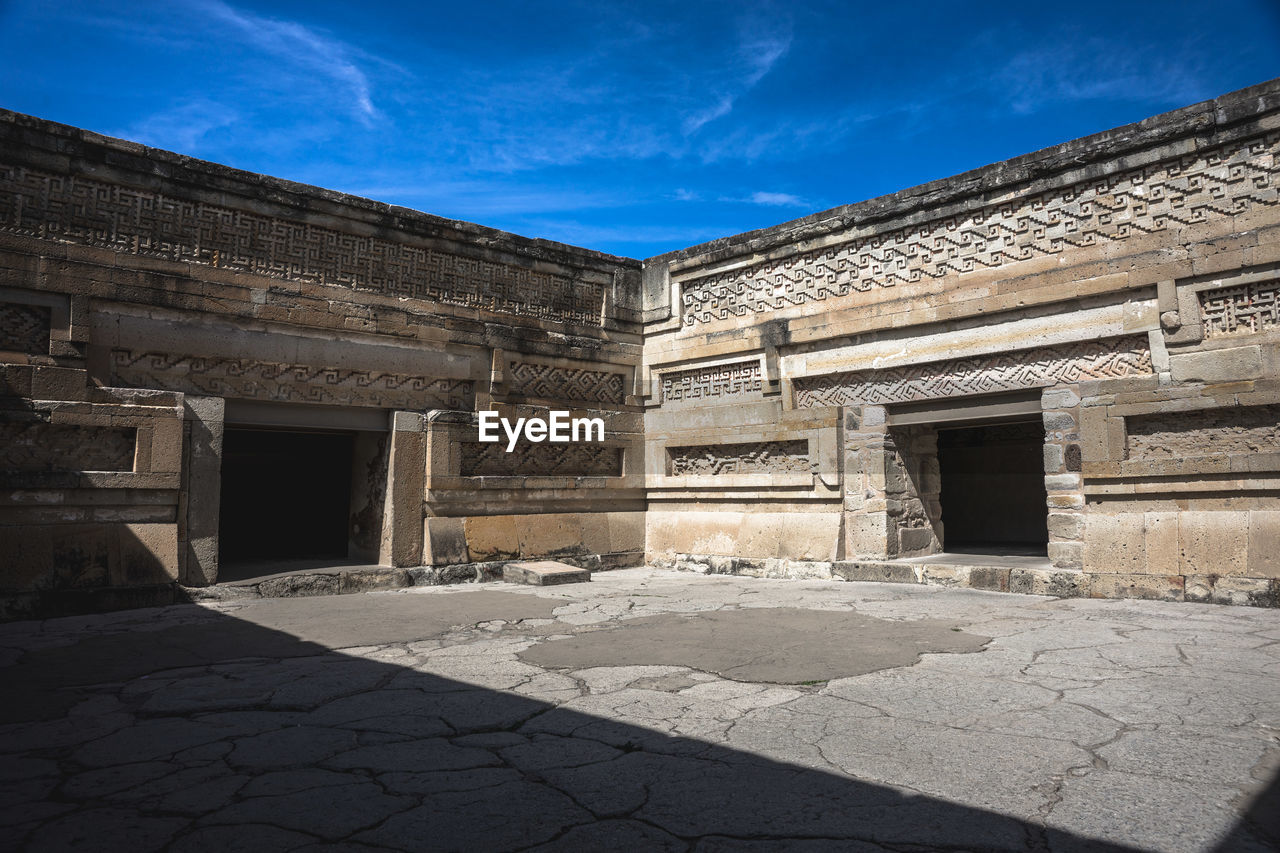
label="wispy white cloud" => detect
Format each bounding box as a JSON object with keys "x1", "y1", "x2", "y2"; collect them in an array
[
  {"x1": 681, "y1": 16, "x2": 792, "y2": 134},
  {"x1": 713, "y1": 190, "x2": 810, "y2": 207},
  {"x1": 683, "y1": 95, "x2": 736, "y2": 135},
  {"x1": 116, "y1": 98, "x2": 238, "y2": 153},
  {"x1": 407, "y1": 4, "x2": 797, "y2": 174},
  {"x1": 747, "y1": 191, "x2": 807, "y2": 206},
  {"x1": 192, "y1": 0, "x2": 388, "y2": 126},
  {"x1": 995, "y1": 35, "x2": 1212, "y2": 114}
]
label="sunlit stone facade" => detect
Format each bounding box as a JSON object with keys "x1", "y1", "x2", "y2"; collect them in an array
[{"x1": 4, "y1": 80, "x2": 1280, "y2": 616}]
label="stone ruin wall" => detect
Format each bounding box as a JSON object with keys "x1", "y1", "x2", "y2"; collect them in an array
[
  {"x1": 4, "y1": 79, "x2": 1280, "y2": 615},
  {"x1": 0, "y1": 110, "x2": 645, "y2": 618},
  {"x1": 641, "y1": 80, "x2": 1280, "y2": 606}
]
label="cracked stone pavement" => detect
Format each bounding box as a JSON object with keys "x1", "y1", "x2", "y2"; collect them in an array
[{"x1": 1, "y1": 568, "x2": 1278, "y2": 852}]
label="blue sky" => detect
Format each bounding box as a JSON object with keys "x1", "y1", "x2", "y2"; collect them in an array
[{"x1": 2, "y1": 0, "x2": 1278, "y2": 258}]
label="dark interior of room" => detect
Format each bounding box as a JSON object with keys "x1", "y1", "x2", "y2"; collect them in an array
[
  {"x1": 218, "y1": 427, "x2": 355, "y2": 564},
  {"x1": 937, "y1": 420, "x2": 1049, "y2": 552}
]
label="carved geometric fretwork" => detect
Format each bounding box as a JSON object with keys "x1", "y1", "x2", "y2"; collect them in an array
[
  {"x1": 793, "y1": 337, "x2": 1152, "y2": 408},
  {"x1": 506, "y1": 362, "x2": 625, "y2": 404},
  {"x1": 0, "y1": 421, "x2": 135, "y2": 472},
  {"x1": 668, "y1": 440, "x2": 809, "y2": 476},
  {"x1": 460, "y1": 443, "x2": 622, "y2": 477},
  {"x1": 1126, "y1": 404, "x2": 1280, "y2": 459},
  {"x1": 1198, "y1": 279, "x2": 1280, "y2": 338},
  {"x1": 110, "y1": 350, "x2": 473, "y2": 409},
  {"x1": 661, "y1": 360, "x2": 763, "y2": 404},
  {"x1": 0, "y1": 302, "x2": 50, "y2": 356},
  {"x1": 0, "y1": 166, "x2": 605, "y2": 326},
  {"x1": 681, "y1": 133, "x2": 1280, "y2": 326}
]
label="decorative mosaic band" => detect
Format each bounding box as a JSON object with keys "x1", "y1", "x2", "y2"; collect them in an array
[
  {"x1": 506, "y1": 362, "x2": 626, "y2": 404},
  {"x1": 0, "y1": 165, "x2": 605, "y2": 327},
  {"x1": 111, "y1": 350, "x2": 474, "y2": 410},
  {"x1": 460, "y1": 443, "x2": 622, "y2": 477},
  {"x1": 793, "y1": 336, "x2": 1152, "y2": 408},
  {"x1": 1199, "y1": 278, "x2": 1280, "y2": 339},
  {"x1": 667, "y1": 439, "x2": 809, "y2": 476},
  {"x1": 660, "y1": 360, "x2": 763, "y2": 404},
  {"x1": 0, "y1": 421, "x2": 135, "y2": 472},
  {"x1": 681, "y1": 133, "x2": 1280, "y2": 326},
  {"x1": 0, "y1": 301, "x2": 49, "y2": 356}
]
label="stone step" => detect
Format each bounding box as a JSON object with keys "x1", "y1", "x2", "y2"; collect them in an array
[{"x1": 503, "y1": 561, "x2": 591, "y2": 586}]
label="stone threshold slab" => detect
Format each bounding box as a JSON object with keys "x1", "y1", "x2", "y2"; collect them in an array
[{"x1": 503, "y1": 561, "x2": 591, "y2": 586}]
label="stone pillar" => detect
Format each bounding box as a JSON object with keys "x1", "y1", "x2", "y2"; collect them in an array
[
  {"x1": 419, "y1": 411, "x2": 472, "y2": 566},
  {"x1": 890, "y1": 425, "x2": 943, "y2": 557},
  {"x1": 841, "y1": 407, "x2": 944, "y2": 560},
  {"x1": 841, "y1": 404, "x2": 892, "y2": 559},
  {"x1": 1042, "y1": 385, "x2": 1085, "y2": 569},
  {"x1": 380, "y1": 411, "x2": 426, "y2": 568},
  {"x1": 180, "y1": 396, "x2": 223, "y2": 586}
]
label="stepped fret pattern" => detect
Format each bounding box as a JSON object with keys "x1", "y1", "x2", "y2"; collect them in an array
[{"x1": 682, "y1": 133, "x2": 1280, "y2": 325}]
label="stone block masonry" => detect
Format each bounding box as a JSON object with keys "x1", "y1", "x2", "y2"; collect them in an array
[
  {"x1": 642, "y1": 78, "x2": 1280, "y2": 605},
  {"x1": 4, "y1": 78, "x2": 1280, "y2": 615}
]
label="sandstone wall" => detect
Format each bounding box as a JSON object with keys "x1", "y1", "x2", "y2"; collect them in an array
[
  {"x1": 0, "y1": 111, "x2": 643, "y2": 617},
  {"x1": 641, "y1": 80, "x2": 1280, "y2": 605}
]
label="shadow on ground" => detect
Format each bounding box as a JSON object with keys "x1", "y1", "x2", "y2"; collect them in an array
[{"x1": 1, "y1": 592, "x2": 1270, "y2": 852}]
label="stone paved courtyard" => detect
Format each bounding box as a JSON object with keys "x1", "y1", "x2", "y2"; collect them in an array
[{"x1": 2, "y1": 569, "x2": 1278, "y2": 852}]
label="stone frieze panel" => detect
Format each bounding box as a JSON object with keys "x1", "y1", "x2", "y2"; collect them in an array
[
  {"x1": 459, "y1": 442, "x2": 622, "y2": 477},
  {"x1": 681, "y1": 133, "x2": 1280, "y2": 326},
  {"x1": 0, "y1": 301, "x2": 49, "y2": 356},
  {"x1": 506, "y1": 361, "x2": 626, "y2": 404},
  {"x1": 667, "y1": 440, "x2": 809, "y2": 476},
  {"x1": 793, "y1": 337, "x2": 1152, "y2": 408},
  {"x1": 0, "y1": 420, "x2": 135, "y2": 472},
  {"x1": 110, "y1": 350, "x2": 474, "y2": 409},
  {"x1": 0, "y1": 166, "x2": 606, "y2": 326},
  {"x1": 660, "y1": 360, "x2": 763, "y2": 405},
  {"x1": 1198, "y1": 277, "x2": 1280, "y2": 339}
]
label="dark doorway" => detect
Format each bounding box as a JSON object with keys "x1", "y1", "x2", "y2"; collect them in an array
[
  {"x1": 937, "y1": 421, "x2": 1047, "y2": 551},
  {"x1": 219, "y1": 427, "x2": 355, "y2": 564}
]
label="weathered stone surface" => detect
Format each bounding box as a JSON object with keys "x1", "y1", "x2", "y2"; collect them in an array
[
  {"x1": 1180, "y1": 511, "x2": 1250, "y2": 576},
  {"x1": 503, "y1": 561, "x2": 591, "y2": 586},
  {"x1": 1083, "y1": 513, "x2": 1147, "y2": 573},
  {"x1": 255, "y1": 574, "x2": 341, "y2": 599},
  {"x1": 1088, "y1": 572, "x2": 1184, "y2": 602},
  {"x1": 831, "y1": 561, "x2": 918, "y2": 584},
  {"x1": 1047, "y1": 512, "x2": 1084, "y2": 540},
  {"x1": 920, "y1": 565, "x2": 970, "y2": 587},
  {"x1": 1247, "y1": 510, "x2": 1280, "y2": 579},
  {"x1": 178, "y1": 584, "x2": 259, "y2": 603},
  {"x1": 967, "y1": 566, "x2": 1011, "y2": 592},
  {"x1": 1185, "y1": 575, "x2": 1280, "y2": 607},
  {"x1": 1047, "y1": 541, "x2": 1084, "y2": 570},
  {"x1": 1009, "y1": 567, "x2": 1089, "y2": 598},
  {"x1": 1169, "y1": 345, "x2": 1263, "y2": 382},
  {"x1": 339, "y1": 568, "x2": 412, "y2": 593},
  {"x1": 5, "y1": 568, "x2": 1279, "y2": 850}
]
